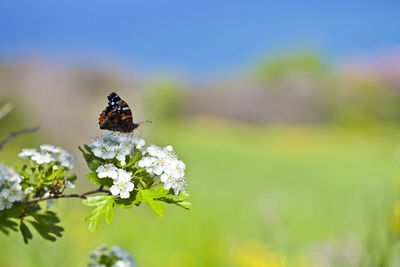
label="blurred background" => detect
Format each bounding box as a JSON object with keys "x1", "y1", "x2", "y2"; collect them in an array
[{"x1": 1, "y1": 0, "x2": 400, "y2": 266}]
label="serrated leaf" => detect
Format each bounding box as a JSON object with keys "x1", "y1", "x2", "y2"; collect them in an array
[
  {"x1": 136, "y1": 187, "x2": 169, "y2": 218},
  {"x1": 104, "y1": 201, "x2": 114, "y2": 224},
  {"x1": 29, "y1": 221, "x2": 56, "y2": 241},
  {"x1": 79, "y1": 146, "x2": 103, "y2": 171},
  {"x1": 83, "y1": 196, "x2": 114, "y2": 231},
  {"x1": 0, "y1": 217, "x2": 18, "y2": 235},
  {"x1": 83, "y1": 144, "x2": 94, "y2": 154},
  {"x1": 86, "y1": 173, "x2": 113, "y2": 187},
  {"x1": 3, "y1": 203, "x2": 25, "y2": 218},
  {"x1": 87, "y1": 159, "x2": 102, "y2": 172},
  {"x1": 176, "y1": 201, "x2": 192, "y2": 210},
  {"x1": 20, "y1": 221, "x2": 33, "y2": 244},
  {"x1": 82, "y1": 195, "x2": 110, "y2": 206},
  {"x1": 86, "y1": 173, "x2": 102, "y2": 186},
  {"x1": 29, "y1": 211, "x2": 64, "y2": 242},
  {"x1": 157, "y1": 192, "x2": 191, "y2": 210}
]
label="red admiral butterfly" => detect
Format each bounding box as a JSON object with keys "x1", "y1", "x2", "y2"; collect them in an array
[{"x1": 98, "y1": 92, "x2": 140, "y2": 133}]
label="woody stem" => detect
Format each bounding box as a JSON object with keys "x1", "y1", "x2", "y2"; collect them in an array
[{"x1": 24, "y1": 186, "x2": 110, "y2": 204}]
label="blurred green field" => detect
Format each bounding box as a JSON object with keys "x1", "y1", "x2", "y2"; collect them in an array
[{"x1": 0, "y1": 119, "x2": 399, "y2": 266}]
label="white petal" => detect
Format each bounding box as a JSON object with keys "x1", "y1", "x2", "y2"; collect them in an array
[
  {"x1": 160, "y1": 174, "x2": 169, "y2": 183},
  {"x1": 110, "y1": 185, "x2": 120, "y2": 196},
  {"x1": 116, "y1": 153, "x2": 127, "y2": 162},
  {"x1": 119, "y1": 190, "x2": 130, "y2": 199},
  {"x1": 164, "y1": 183, "x2": 172, "y2": 190},
  {"x1": 126, "y1": 182, "x2": 134, "y2": 191},
  {"x1": 92, "y1": 147, "x2": 102, "y2": 157},
  {"x1": 117, "y1": 169, "x2": 132, "y2": 181}
]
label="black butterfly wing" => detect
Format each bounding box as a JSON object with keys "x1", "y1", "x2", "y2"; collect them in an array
[{"x1": 98, "y1": 95, "x2": 138, "y2": 133}]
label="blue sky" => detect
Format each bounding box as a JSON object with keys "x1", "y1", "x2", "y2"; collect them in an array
[{"x1": 0, "y1": 0, "x2": 399, "y2": 77}]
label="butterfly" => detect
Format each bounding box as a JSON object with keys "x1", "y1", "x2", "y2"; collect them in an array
[{"x1": 98, "y1": 92, "x2": 140, "y2": 133}]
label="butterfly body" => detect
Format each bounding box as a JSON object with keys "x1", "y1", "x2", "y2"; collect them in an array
[{"x1": 98, "y1": 92, "x2": 139, "y2": 133}]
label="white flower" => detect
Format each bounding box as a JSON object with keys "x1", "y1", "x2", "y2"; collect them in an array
[
  {"x1": 138, "y1": 157, "x2": 153, "y2": 168},
  {"x1": 163, "y1": 176, "x2": 186, "y2": 195},
  {"x1": 24, "y1": 186, "x2": 34, "y2": 194},
  {"x1": 31, "y1": 152, "x2": 54, "y2": 164},
  {"x1": 41, "y1": 144, "x2": 74, "y2": 169},
  {"x1": 19, "y1": 145, "x2": 74, "y2": 169},
  {"x1": 92, "y1": 145, "x2": 116, "y2": 159},
  {"x1": 146, "y1": 145, "x2": 162, "y2": 157},
  {"x1": 40, "y1": 144, "x2": 63, "y2": 154},
  {"x1": 112, "y1": 260, "x2": 131, "y2": 267},
  {"x1": 116, "y1": 169, "x2": 132, "y2": 182},
  {"x1": 110, "y1": 179, "x2": 134, "y2": 199},
  {"x1": 138, "y1": 144, "x2": 186, "y2": 194},
  {"x1": 115, "y1": 147, "x2": 130, "y2": 166},
  {"x1": 89, "y1": 134, "x2": 138, "y2": 165},
  {"x1": 169, "y1": 160, "x2": 186, "y2": 179},
  {"x1": 96, "y1": 164, "x2": 119, "y2": 179},
  {"x1": 108, "y1": 168, "x2": 133, "y2": 198},
  {"x1": 18, "y1": 148, "x2": 38, "y2": 159},
  {"x1": 8, "y1": 184, "x2": 23, "y2": 202},
  {"x1": 58, "y1": 152, "x2": 74, "y2": 169},
  {"x1": 0, "y1": 164, "x2": 25, "y2": 210},
  {"x1": 0, "y1": 197, "x2": 13, "y2": 211},
  {"x1": 111, "y1": 246, "x2": 135, "y2": 264},
  {"x1": 65, "y1": 180, "x2": 75, "y2": 189},
  {"x1": 132, "y1": 138, "x2": 145, "y2": 150},
  {"x1": 0, "y1": 188, "x2": 10, "y2": 199},
  {"x1": 89, "y1": 245, "x2": 136, "y2": 267}
]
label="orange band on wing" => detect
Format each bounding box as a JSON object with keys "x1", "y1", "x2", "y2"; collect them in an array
[
  {"x1": 121, "y1": 114, "x2": 132, "y2": 119},
  {"x1": 99, "y1": 111, "x2": 105, "y2": 123},
  {"x1": 107, "y1": 110, "x2": 113, "y2": 116}
]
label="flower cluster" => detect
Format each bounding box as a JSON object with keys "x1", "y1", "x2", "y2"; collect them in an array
[
  {"x1": 88, "y1": 244, "x2": 137, "y2": 267},
  {"x1": 139, "y1": 145, "x2": 186, "y2": 195},
  {"x1": 96, "y1": 164, "x2": 134, "y2": 199},
  {"x1": 19, "y1": 144, "x2": 74, "y2": 169},
  {"x1": 0, "y1": 164, "x2": 25, "y2": 211},
  {"x1": 80, "y1": 133, "x2": 190, "y2": 229},
  {"x1": 89, "y1": 134, "x2": 187, "y2": 199},
  {"x1": 89, "y1": 134, "x2": 144, "y2": 166}
]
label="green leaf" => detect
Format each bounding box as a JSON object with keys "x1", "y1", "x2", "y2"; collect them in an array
[
  {"x1": 3, "y1": 203, "x2": 25, "y2": 218},
  {"x1": 136, "y1": 187, "x2": 169, "y2": 218},
  {"x1": 83, "y1": 144, "x2": 94, "y2": 154},
  {"x1": 86, "y1": 173, "x2": 102, "y2": 186},
  {"x1": 29, "y1": 211, "x2": 64, "y2": 242},
  {"x1": 0, "y1": 217, "x2": 18, "y2": 235},
  {"x1": 83, "y1": 196, "x2": 114, "y2": 232},
  {"x1": 87, "y1": 159, "x2": 102, "y2": 172},
  {"x1": 157, "y1": 192, "x2": 192, "y2": 210},
  {"x1": 86, "y1": 173, "x2": 113, "y2": 187},
  {"x1": 98, "y1": 178, "x2": 113, "y2": 187},
  {"x1": 104, "y1": 200, "x2": 114, "y2": 224},
  {"x1": 20, "y1": 221, "x2": 33, "y2": 244},
  {"x1": 66, "y1": 173, "x2": 77, "y2": 182},
  {"x1": 176, "y1": 201, "x2": 192, "y2": 210},
  {"x1": 79, "y1": 146, "x2": 103, "y2": 172}
]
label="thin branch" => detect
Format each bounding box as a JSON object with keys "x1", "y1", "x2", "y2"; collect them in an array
[
  {"x1": 0, "y1": 125, "x2": 40, "y2": 150},
  {"x1": 25, "y1": 186, "x2": 110, "y2": 204}
]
